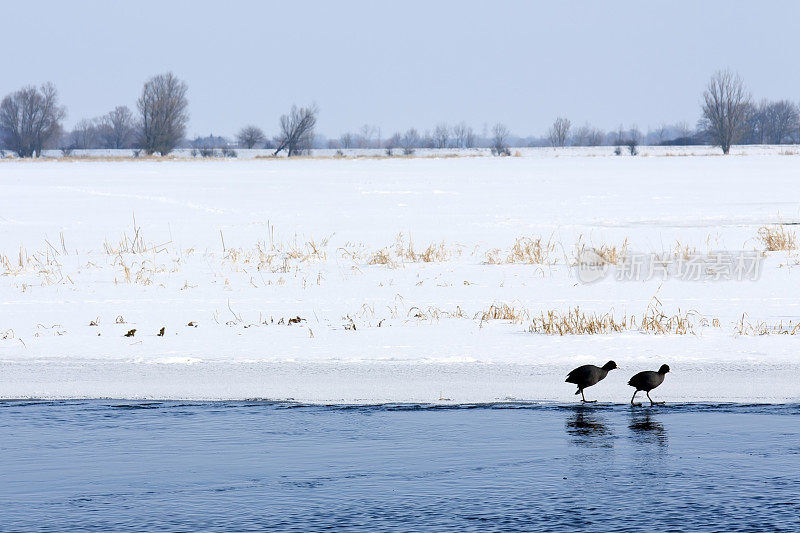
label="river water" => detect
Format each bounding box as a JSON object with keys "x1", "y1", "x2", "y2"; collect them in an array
[{"x1": 1, "y1": 401, "x2": 798, "y2": 531}]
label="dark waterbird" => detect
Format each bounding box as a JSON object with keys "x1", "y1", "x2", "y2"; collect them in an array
[
  {"x1": 565, "y1": 361, "x2": 617, "y2": 402},
  {"x1": 629, "y1": 364, "x2": 670, "y2": 406}
]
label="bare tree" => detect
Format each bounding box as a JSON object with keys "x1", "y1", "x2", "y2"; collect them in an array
[
  {"x1": 421, "y1": 131, "x2": 435, "y2": 149},
  {"x1": 137, "y1": 72, "x2": 189, "y2": 156},
  {"x1": 400, "y1": 128, "x2": 420, "y2": 155},
  {"x1": 675, "y1": 121, "x2": 693, "y2": 141},
  {"x1": 572, "y1": 123, "x2": 605, "y2": 146},
  {"x1": 572, "y1": 124, "x2": 590, "y2": 146},
  {"x1": 464, "y1": 127, "x2": 476, "y2": 148},
  {"x1": 451, "y1": 121, "x2": 475, "y2": 148},
  {"x1": 339, "y1": 132, "x2": 354, "y2": 149},
  {"x1": 700, "y1": 70, "x2": 751, "y2": 154},
  {"x1": 68, "y1": 118, "x2": 101, "y2": 149},
  {"x1": 358, "y1": 124, "x2": 377, "y2": 148},
  {"x1": 614, "y1": 124, "x2": 626, "y2": 146},
  {"x1": 491, "y1": 123, "x2": 510, "y2": 156},
  {"x1": 742, "y1": 100, "x2": 768, "y2": 144},
  {"x1": 626, "y1": 125, "x2": 641, "y2": 155},
  {"x1": 0, "y1": 83, "x2": 66, "y2": 157},
  {"x1": 656, "y1": 124, "x2": 669, "y2": 144},
  {"x1": 236, "y1": 125, "x2": 266, "y2": 148},
  {"x1": 100, "y1": 106, "x2": 136, "y2": 149},
  {"x1": 433, "y1": 122, "x2": 449, "y2": 149},
  {"x1": 587, "y1": 128, "x2": 605, "y2": 146},
  {"x1": 451, "y1": 122, "x2": 465, "y2": 148},
  {"x1": 547, "y1": 117, "x2": 571, "y2": 147},
  {"x1": 385, "y1": 132, "x2": 401, "y2": 155},
  {"x1": 764, "y1": 100, "x2": 800, "y2": 144},
  {"x1": 274, "y1": 104, "x2": 318, "y2": 156}
]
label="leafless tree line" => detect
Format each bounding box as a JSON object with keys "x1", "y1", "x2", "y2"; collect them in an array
[
  {"x1": 62, "y1": 106, "x2": 137, "y2": 150},
  {"x1": 3, "y1": 69, "x2": 800, "y2": 158},
  {"x1": 330, "y1": 121, "x2": 477, "y2": 151},
  {"x1": 741, "y1": 99, "x2": 800, "y2": 145},
  {"x1": 0, "y1": 73, "x2": 320, "y2": 158},
  {"x1": 697, "y1": 69, "x2": 800, "y2": 153}
]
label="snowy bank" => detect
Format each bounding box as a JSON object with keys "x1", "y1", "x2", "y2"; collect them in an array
[{"x1": 1, "y1": 155, "x2": 799, "y2": 402}]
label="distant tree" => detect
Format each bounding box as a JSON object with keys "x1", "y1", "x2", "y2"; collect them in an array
[
  {"x1": 674, "y1": 121, "x2": 694, "y2": 143},
  {"x1": 491, "y1": 123, "x2": 510, "y2": 156},
  {"x1": 0, "y1": 83, "x2": 66, "y2": 157},
  {"x1": 738, "y1": 99, "x2": 768, "y2": 144},
  {"x1": 547, "y1": 117, "x2": 571, "y2": 147},
  {"x1": 587, "y1": 127, "x2": 605, "y2": 146},
  {"x1": 339, "y1": 132, "x2": 354, "y2": 149},
  {"x1": 385, "y1": 132, "x2": 401, "y2": 155},
  {"x1": 613, "y1": 124, "x2": 626, "y2": 146},
  {"x1": 464, "y1": 127, "x2": 476, "y2": 148},
  {"x1": 451, "y1": 122, "x2": 467, "y2": 148},
  {"x1": 190, "y1": 134, "x2": 231, "y2": 157},
  {"x1": 359, "y1": 124, "x2": 377, "y2": 148},
  {"x1": 660, "y1": 121, "x2": 700, "y2": 146},
  {"x1": 400, "y1": 128, "x2": 420, "y2": 155},
  {"x1": 571, "y1": 124, "x2": 607, "y2": 147},
  {"x1": 433, "y1": 122, "x2": 449, "y2": 149},
  {"x1": 421, "y1": 131, "x2": 435, "y2": 149},
  {"x1": 764, "y1": 100, "x2": 800, "y2": 144},
  {"x1": 451, "y1": 121, "x2": 475, "y2": 148},
  {"x1": 191, "y1": 134, "x2": 228, "y2": 149},
  {"x1": 137, "y1": 72, "x2": 189, "y2": 156},
  {"x1": 656, "y1": 124, "x2": 669, "y2": 144},
  {"x1": 699, "y1": 70, "x2": 750, "y2": 154},
  {"x1": 68, "y1": 118, "x2": 101, "y2": 149},
  {"x1": 571, "y1": 124, "x2": 590, "y2": 146},
  {"x1": 274, "y1": 104, "x2": 318, "y2": 156},
  {"x1": 236, "y1": 125, "x2": 266, "y2": 148},
  {"x1": 625, "y1": 125, "x2": 641, "y2": 155},
  {"x1": 100, "y1": 106, "x2": 136, "y2": 149}
]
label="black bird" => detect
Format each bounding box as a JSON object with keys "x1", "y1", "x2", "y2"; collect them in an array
[
  {"x1": 565, "y1": 361, "x2": 617, "y2": 402},
  {"x1": 628, "y1": 364, "x2": 670, "y2": 406}
]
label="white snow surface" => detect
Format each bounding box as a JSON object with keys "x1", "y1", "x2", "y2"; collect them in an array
[{"x1": 1, "y1": 151, "x2": 799, "y2": 402}]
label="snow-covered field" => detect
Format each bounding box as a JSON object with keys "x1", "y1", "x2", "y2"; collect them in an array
[{"x1": 1, "y1": 151, "x2": 799, "y2": 402}]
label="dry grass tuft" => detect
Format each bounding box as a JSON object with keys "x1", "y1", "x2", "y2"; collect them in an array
[
  {"x1": 478, "y1": 303, "x2": 530, "y2": 324},
  {"x1": 572, "y1": 236, "x2": 629, "y2": 265},
  {"x1": 672, "y1": 240, "x2": 698, "y2": 260},
  {"x1": 506, "y1": 236, "x2": 558, "y2": 264},
  {"x1": 1, "y1": 243, "x2": 66, "y2": 286},
  {"x1": 104, "y1": 216, "x2": 170, "y2": 255},
  {"x1": 223, "y1": 235, "x2": 330, "y2": 273},
  {"x1": 483, "y1": 248, "x2": 503, "y2": 264},
  {"x1": 757, "y1": 225, "x2": 796, "y2": 251},
  {"x1": 735, "y1": 314, "x2": 800, "y2": 336},
  {"x1": 369, "y1": 233, "x2": 458, "y2": 266},
  {"x1": 368, "y1": 247, "x2": 396, "y2": 267},
  {"x1": 639, "y1": 294, "x2": 705, "y2": 335},
  {"x1": 406, "y1": 305, "x2": 467, "y2": 323},
  {"x1": 468, "y1": 289, "x2": 715, "y2": 336},
  {"x1": 529, "y1": 307, "x2": 632, "y2": 335}
]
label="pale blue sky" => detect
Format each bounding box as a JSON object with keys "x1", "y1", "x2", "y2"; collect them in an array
[{"x1": 2, "y1": 0, "x2": 798, "y2": 138}]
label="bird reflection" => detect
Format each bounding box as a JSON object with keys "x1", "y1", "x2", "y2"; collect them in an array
[
  {"x1": 565, "y1": 408, "x2": 613, "y2": 447},
  {"x1": 628, "y1": 409, "x2": 667, "y2": 447}
]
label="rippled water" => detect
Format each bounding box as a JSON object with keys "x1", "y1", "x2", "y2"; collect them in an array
[{"x1": 1, "y1": 401, "x2": 798, "y2": 532}]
